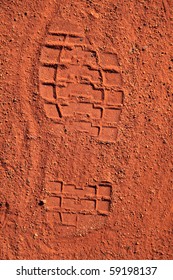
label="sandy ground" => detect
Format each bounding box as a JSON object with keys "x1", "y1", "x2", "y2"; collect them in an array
[{"x1": 0, "y1": 0, "x2": 173, "y2": 259}]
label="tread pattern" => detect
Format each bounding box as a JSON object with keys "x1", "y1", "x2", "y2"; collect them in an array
[
  {"x1": 45, "y1": 180, "x2": 112, "y2": 227},
  {"x1": 39, "y1": 29, "x2": 124, "y2": 142}
]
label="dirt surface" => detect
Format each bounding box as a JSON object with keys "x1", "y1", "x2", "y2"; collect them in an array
[{"x1": 0, "y1": 0, "x2": 173, "y2": 260}]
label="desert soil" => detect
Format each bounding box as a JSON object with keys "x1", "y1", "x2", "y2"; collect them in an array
[{"x1": 0, "y1": 0, "x2": 173, "y2": 259}]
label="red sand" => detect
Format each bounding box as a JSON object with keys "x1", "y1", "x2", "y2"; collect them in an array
[{"x1": 0, "y1": 0, "x2": 173, "y2": 259}]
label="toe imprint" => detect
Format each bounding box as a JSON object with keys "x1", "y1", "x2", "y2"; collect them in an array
[{"x1": 39, "y1": 22, "x2": 124, "y2": 143}]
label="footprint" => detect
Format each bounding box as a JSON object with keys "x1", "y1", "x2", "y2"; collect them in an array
[{"x1": 38, "y1": 20, "x2": 124, "y2": 235}]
